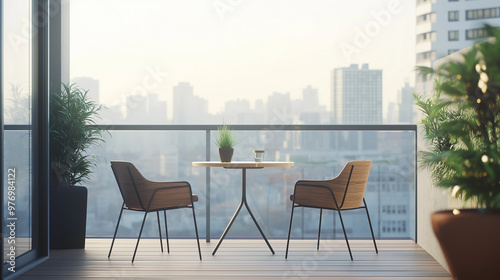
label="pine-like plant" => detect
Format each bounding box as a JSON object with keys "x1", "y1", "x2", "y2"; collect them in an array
[
  {"x1": 215, "y1": 123, "x2": 236, "y2": 149},
  {"x1": 416, "y1": 25, "x2": 500, "y2": 210},
  {"x1": 50, "y1": 83, "x2": 107, "y2": 186},
  {"x1": 414, "y1": 79, "x2": 466, "y2": 186}
]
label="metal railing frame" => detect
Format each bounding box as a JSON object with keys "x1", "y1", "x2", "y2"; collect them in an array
[{"x1": 5, "y1": 124, "x2": 418, "y2": 243}]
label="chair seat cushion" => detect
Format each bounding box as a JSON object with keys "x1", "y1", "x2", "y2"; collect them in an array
[{"x1": 290, "y1": 193, "x2": 339, "y2": 210}]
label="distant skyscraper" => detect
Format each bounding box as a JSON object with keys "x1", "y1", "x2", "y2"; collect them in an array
[
  {"x1": 126, "y1": 94, "x2": 147, "y2": 123},
  {"x1": 302, "y1": 85, "x2": 319, "y2": 113},
  {"x1": 267, "y1": 92, "x2": 292, "y2": 123},
  {"x1": 173, "y1": 82, "x2": 208, "y2": 124},
  {"x1": 224, "y1": 99, "x2": 251, "y2": 123},
  {"x1": 331, "y1": 64, "x2": 382, "y2": 124},
  {"x1": 398, "y1": 82, "x2": 415, "y2": 124},
  {"x1": 253, "y1": 99, "x2": 267, "y2": 123},
  {"x1": 147, "y1": 93, "x2": 167, "y2": 124},
  {"x1": 415, "y1": 0, "x2": 500, "y2": 95},
  {"x1": 72, "y1": 77, "x2": 99, "y2": 104},
  {"x1": 386, "y1": 102, "x2": 399, "y2": 124}
]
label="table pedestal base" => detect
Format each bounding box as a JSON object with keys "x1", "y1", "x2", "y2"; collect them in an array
[{"x1": 212, "y1": 168, "x2": 275, "y2": 255}]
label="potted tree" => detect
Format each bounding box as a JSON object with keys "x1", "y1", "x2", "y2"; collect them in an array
[
  {"x1": 215, "y1": 123, "x2": 236, "y2": 162},
  {"x1": 416, "y1": 25, "x2": 500, "y2": 279},
  {"x1": 50, "y1": 83, "x2": 107, "y2": 249}
]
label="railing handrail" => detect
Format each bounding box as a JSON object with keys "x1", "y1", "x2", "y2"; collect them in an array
[{"x1": 5, "y1": 124, "x2": 418, "y2": 131}]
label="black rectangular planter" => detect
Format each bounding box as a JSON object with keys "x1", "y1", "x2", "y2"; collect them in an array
[{"x1": 49, "y1": 185, "x2": 88, "y2": 249}]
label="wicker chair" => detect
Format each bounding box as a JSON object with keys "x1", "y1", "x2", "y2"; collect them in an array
[
  {"x1": 285, "y1": 160, "x2": 378, "y2": 260},
  {"x1": 108, "y1": 161, "x2": 202, "y2": 262}
]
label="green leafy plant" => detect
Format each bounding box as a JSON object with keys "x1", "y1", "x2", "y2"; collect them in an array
[
  {"x1": 50, "y1": 83, "x2": 107, "y2": 186},
  {"x1": 215, "y1": 123, "x2": 236, "y2": 149},
  {"x1": 416, "y1": 25, "x2": 500, "y2": 210},
  {"x1": 414, "y1": 79, "x2": 466, "y2": 185}
]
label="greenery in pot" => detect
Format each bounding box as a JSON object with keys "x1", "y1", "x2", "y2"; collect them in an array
[
  {"x1": 215, "y1": 123, "x2": 236, "y2": 149},
  {"x1": 414, "y1": 79, "x2": 467, "y2": 189},
  {"x1": 50, "y1": 83, "x2": 107, "y2": 186},
  {"x1": 416, "y1": 25, "x2": 500, "y2": 210}
]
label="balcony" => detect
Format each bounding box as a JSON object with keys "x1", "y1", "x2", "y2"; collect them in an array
[{"x1": 6, "y1": 124, "x2": 451, "y2": 279}]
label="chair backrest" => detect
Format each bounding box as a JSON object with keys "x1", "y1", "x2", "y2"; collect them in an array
[
  {"x1": 110, "y1": 161, "x2": 149, "y2": 211},
  {"x1": 332, "y1": 160, "x2": 372, "y2": 209}
]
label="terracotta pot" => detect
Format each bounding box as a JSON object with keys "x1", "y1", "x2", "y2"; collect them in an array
[
  {"x1": 431, "y1": 209, "x2": 500, "y2": 279},
  {"x1": 218, "y1": 148, "x2": 234, "y2": 162}
]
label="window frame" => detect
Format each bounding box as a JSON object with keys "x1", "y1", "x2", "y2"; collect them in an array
[
  {"x1": 448, "y1": 30, "x2": 459, "y2": 41},
  {"x1": 448, "y1": 10, "x2": 459, "y2": 22}
]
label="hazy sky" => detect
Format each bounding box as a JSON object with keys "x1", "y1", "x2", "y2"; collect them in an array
[{"x1": 69, "y1": 0, "x2": 415, "y2": 117}]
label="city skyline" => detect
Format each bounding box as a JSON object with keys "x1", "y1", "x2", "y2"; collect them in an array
[
  {"x1": 69, "y1": 0, "x2": 416, "y2": 117},
  {"x1": 76, "y1": 75, "x2": 413, "y2": 125}
]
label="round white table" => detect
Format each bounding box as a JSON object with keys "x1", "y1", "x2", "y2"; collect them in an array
[{"x1": 192, "y1": 161, "x2": 294, "y2": 255}]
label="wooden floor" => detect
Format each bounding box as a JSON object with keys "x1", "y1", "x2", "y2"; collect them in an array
[{"x1": 19, "y1": 238, "x2": 451, "y2": 280}]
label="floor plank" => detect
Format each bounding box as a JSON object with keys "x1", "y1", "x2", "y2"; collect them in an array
[{"x1": 18, "y1": 239, "x2": 451, "y2": 279}]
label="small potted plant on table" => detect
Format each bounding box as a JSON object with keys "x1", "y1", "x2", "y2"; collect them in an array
[{"x1": 215, "y1": 123, "x2": 236, "y2": 162}]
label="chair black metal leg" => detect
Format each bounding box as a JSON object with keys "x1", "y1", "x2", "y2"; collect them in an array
[
  {"x1": 132, "y1": 212, "x2": 148, "y2": 263},
  {"x1": 364, "y1": 199, "x2": 378, "y2": 254},
  {"x1": 108, "y1": 203, "x2": 125, "y2": 258},
  {"x1": 285, "y1": 205, "x2": 295, "y2": 259},
  {"x1": 192, "y1": 206, "x2": 202, "y2": 260},
  {"x1": 317, "y1": 208, "x2": 323, "y2": 250},
  {"x1": 337, "y1": 210, "x2": 353, "y2": 261},
  {"x1": 164, "y1": 210, "x2": 170, "y2": 253},
  {"x1": 156, "y1": 211, "x2": 163, "y2": 252}
]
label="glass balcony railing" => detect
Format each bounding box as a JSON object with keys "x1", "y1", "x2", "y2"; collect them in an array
[
  {"x1": 5, "y1": 124, "x2": 417, "y2": 242},
  {"x1": 86, "y1": 124, "x2": 416, "y2": 241}
]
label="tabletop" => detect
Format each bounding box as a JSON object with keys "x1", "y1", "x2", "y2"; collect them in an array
[{"x1": 192, "y1": 161, "x2": 294, "y2": 168}]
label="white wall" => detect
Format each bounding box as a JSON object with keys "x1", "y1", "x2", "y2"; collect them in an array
[{"x1": 416, "y1": 128, "x2": 463, "y2": 272}]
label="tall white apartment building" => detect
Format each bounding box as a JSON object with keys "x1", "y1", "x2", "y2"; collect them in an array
[
  {"x1": 416, "y1": 0, "x2": 500, "y2": 95},
  {"x1": 331, "y1": 64, "x2": 382, "y2": 125}
]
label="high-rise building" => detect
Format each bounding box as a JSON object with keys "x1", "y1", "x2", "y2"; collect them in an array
[
  {"x1": 415, "y1": 0, "x2": 500, "y2": 95},
  {"x1": 386, "y1": 102, "x2": 399, "y2": 124},
  {"x1": 172, "y1": 82, "x2": 208, "y2": 124},
  {"x1": 224, "y1": 99, "x2": 251, "y2": 123},
  {"x1": 72, "y1": 77, "x2": 99, "y2": 104},
  {"x1": 125, "y1": 94, "x2": 147, "y2": 123},
  {"x1": 147, "y1": 93, "x2": 167, "y2": 124},
  {"x1": 398, "y1": 82, "x2": 415, "y2": 124},
  {"x1": 331, "y1": 64, "x2": 382, "y2": 125},
  {"x1": 300, "y1": 85, "x2": 329, "y2": 124},
  {"x1": 267, "y1": 92, "x2": 292, "y2": 123},
  {"x1": 302, "y1": 85, "x2": 320, "y2": 113}
]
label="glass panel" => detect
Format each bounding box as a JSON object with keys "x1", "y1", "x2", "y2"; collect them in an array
[
  {"x1": 209, "y1": 130, "x2": 415, "y2": 240},
  {"x1": 3, "y1": 0, "x2": 33, "y2": 261},
  {"x1": 86, "y1": 129, "x2": 415, "y2": 241},
  {"x1": 85, "y1": 131, "x2": 207, "y2": 238}
]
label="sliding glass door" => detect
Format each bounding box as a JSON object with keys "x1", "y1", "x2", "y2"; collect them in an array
[
  {"x1": 2, "y1": 0, "x2": 49, "y2": 278},
  {"x1": 3, "y1": 0, "x2": 33, "y2": 262}
]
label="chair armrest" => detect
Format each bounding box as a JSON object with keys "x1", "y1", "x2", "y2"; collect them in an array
[
  {"x1": 293, "y1": 181, "x2": 342, "y2": 209},
  {"x1": 143, "y1": 183, "x2": 195, "y2": 211}
]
